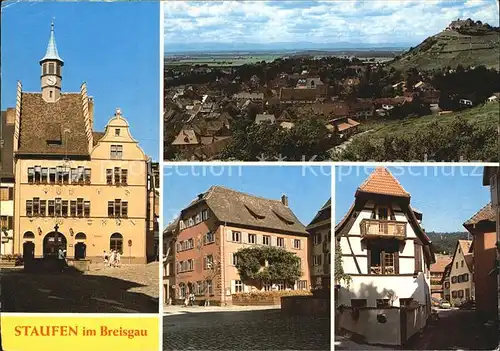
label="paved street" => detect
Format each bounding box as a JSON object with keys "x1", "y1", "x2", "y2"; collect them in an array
[
  {"x1": 406, "y1": 309, "x2": 498, "y2": 350},
  {"x1": 163, "y1": 307, "x2": 331, "y2": 350},
  {"x1": 335, "y1": 309, "x2": 499, "y2": 350},
  {"x1": 0, "y1": 262, "x2": 159, "y2": 313}
]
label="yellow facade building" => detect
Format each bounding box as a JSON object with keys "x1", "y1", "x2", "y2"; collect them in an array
[{"x1": 10, "y1": 23, "x2": 155, "y2": 264}]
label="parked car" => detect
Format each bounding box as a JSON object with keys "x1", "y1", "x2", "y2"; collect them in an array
[
  {"x1": 439, "y1": 300, "x2": 451, "y2": 309},
  {"x1": 457, "y1": 300, "x2": 475, "y2": 309}
]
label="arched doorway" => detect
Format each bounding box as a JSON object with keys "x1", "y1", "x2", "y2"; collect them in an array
[
  {"x1": 22, "y1": 231, "x2": 35, "y2": 261},
  {"x1": 74, "y1": 232, "x2": 87, "y2": 259},
  {"x1": 43, "y1": 231, "x2": 67, "y2": 258},
  {"x1": 110, "y1": 233, "x2": 123, "y2": 254}
]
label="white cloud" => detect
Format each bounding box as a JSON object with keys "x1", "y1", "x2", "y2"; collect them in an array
[{"x1": 164, "y1": 0, "x2": 500, "y2": 46}]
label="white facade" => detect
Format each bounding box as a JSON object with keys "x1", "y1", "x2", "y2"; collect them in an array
[
  {"x1": 310, "y1": 226, "x2": 330, "y2": 287},
  {"x1": 336, "y1": 197, "x2": 433, "y2": 346},
  {"x1": 0, "y1": 182, "x2": 15, "y2": 256},
  {"x1": 338, "y1": 201, "x2": 431, "y2": 308}
]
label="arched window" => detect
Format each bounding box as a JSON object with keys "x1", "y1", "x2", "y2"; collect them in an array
[
  {"x1": 75, "y1": 232, "x2": 87, "y2": 240},
  {"x1": 23, "y1": 231, "x2": 35, "y2": 239},
  {"x1": 110, "y1": 233, "x2": 123, "y2": 254}
]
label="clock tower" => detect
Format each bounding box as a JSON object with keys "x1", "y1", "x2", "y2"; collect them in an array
[{"x1": 40, "y1": 20, "x2": 64, "y2": 103}]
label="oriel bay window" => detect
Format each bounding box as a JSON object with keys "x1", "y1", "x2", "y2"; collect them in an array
[{"x1": 367, "y1": 239, "x2": 400, "y2": 275}]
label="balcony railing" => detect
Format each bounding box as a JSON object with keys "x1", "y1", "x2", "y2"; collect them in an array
[
  {"x1": 360, "y1": 219, "x2": 406, "y2": 240},
  {"x1": 370, "y1": 265, "x2": 395, "y2": 275}
]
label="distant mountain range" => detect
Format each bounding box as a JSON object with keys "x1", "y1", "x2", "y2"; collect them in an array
[
  {"x1": 165, "y1": 41, "x2": 411, "y2": 54},
  {"x1": 390, "y1": 20, "x2": 500, "y2": 70}
]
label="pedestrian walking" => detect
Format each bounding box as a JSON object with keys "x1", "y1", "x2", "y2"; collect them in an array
[
  {"x1": 63, "y1": 249, "x2": 69, "y2": 268},
  {"x1": 115, "y1": 251, "x2": 121, "y2": 267},
  {"x1": 103, "y1": 250, "x2": 109, "y2": 265},
  {"x1": 184, "y1": 296, "x2": 189, "y2": 307},
  {"x1": 57, "y1": 247, "x2": 65, "y2": 272},
  {"x1": 189, "y1": 292, "x2": 195, "y2": 306},
  {"x1": 110, "y1": 250, "x2": 116, "y2": 267}
]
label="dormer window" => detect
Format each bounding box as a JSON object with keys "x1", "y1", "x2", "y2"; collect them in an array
[{"x1": 115, "y1": 129, "x2": 120, "y2": 136}]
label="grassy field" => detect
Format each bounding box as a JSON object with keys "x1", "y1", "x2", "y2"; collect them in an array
[
  {"x1": 165, "y1": 54, "x2": 282, "y2": 67},
  {"x1": 359, "y1": 103, "x2": 499, "y2": 139}
]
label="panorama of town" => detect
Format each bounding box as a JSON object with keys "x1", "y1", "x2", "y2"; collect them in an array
[{"x1": 164, "y1": 18, "x2": 499, "y2": 162}]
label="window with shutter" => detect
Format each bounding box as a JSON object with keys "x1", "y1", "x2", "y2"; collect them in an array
[{"x1": 414, "y1": 243, "x2": 422, "y2": 273}]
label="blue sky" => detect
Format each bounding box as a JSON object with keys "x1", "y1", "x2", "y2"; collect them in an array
[
  {"x1": 335, "y1": 166, "x2": 491, "y2": 233},
  {"x1": 1, "y1": 1, "x2": 160, "y2": 160},
  {"x1": 163, "y1": 166, "x2": 331, "y2": 227},
  {"x1": 164, "y1": 0, "x2": 500, "y2": 50}
]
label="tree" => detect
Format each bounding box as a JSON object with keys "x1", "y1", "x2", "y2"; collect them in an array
[
  {"x1": 334, "y1": 237, "x2": 352, "y2": 287},
  {"x1": 234, "y1": 246, "x2": 301, "y2": 286}
]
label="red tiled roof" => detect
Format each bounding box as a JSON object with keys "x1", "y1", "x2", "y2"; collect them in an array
[
  {"x1": 356, "y1": 167, "x2": 410, "y2": 198},
  {"x1": 458, "y1": 240, "x2": 472, "y2": 256},
  {"x1": 463, "y1": 203, "x2": 496, "y2": 226},
  {"x1": 431, "y1": 254, "x2": 453, "y2": 273}
]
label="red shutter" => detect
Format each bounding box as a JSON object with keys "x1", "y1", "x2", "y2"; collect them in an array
[
  {"x1": 414, "y1": 243, "x2": 422, "y2": 273},
  {"x1": 394, "y1": 251, "x2": 400, "y2": 274}
]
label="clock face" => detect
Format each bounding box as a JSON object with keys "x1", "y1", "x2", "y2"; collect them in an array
[{"x1": 47, "y1": 77, "x2": 57, "y2": 86}]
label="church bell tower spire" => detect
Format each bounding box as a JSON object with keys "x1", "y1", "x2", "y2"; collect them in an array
[{"x1": 40, "y1": 20, "x2": 64, "y2": 103}]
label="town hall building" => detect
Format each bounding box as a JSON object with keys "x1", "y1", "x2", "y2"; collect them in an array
[{"x1": 9, "y1": 22, "x2": 155, "y2": 264}]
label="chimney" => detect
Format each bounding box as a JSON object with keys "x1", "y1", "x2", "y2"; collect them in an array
[
  {"x1": 5, "y1": 108, "x2": 15, "y2": 124},
  {"x1": 281, "y1": 194, "x2": 288, "y2": 207}
]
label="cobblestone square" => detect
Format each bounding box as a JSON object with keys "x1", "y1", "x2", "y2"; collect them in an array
[
  {"x1": 163, "y1": 307, "x2": 331, "y2": 350},
  {"x1": 1, "y1": 262, "x2": 159, "y2": 313}
]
